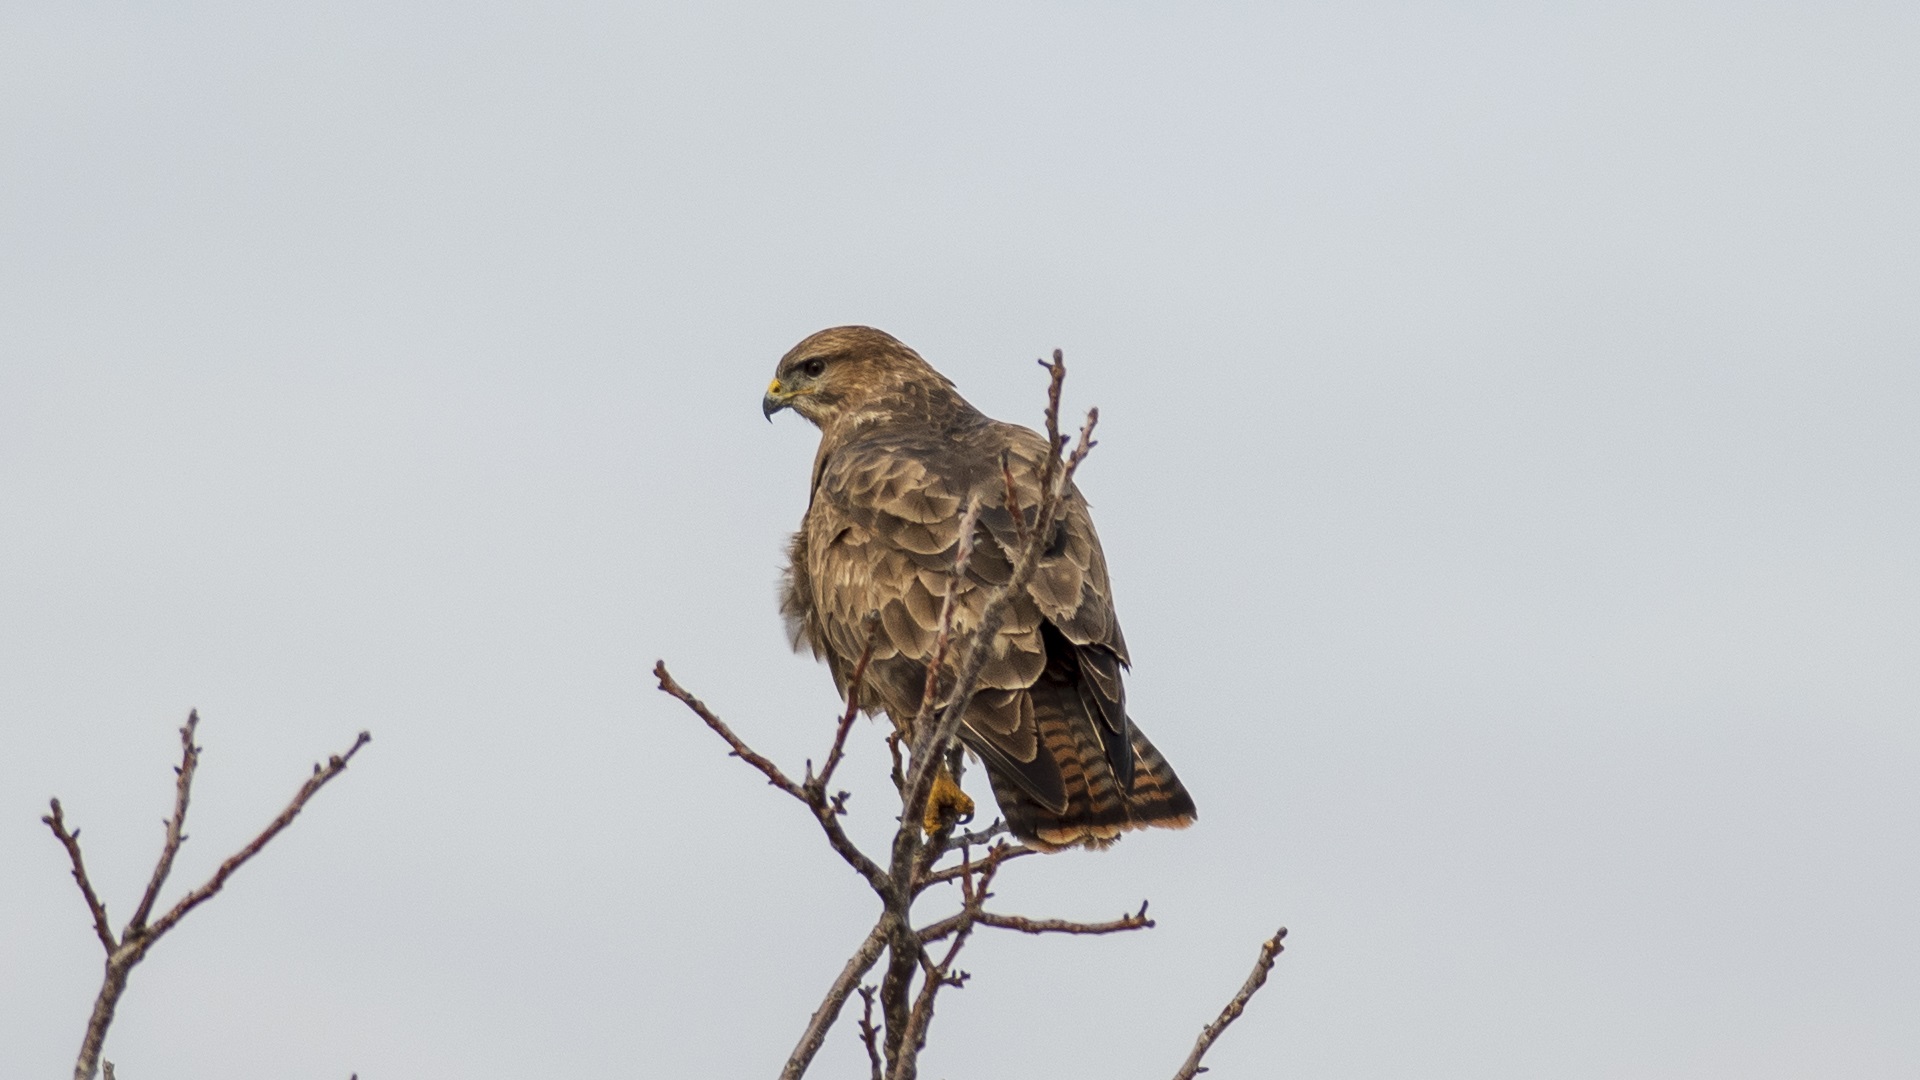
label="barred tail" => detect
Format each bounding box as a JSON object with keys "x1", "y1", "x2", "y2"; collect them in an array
[{"x1": 972, "y1": 683, "x2": 1196, "y2": 851}]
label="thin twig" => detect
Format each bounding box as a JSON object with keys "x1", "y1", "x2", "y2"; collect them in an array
[
  {"x1": 856, "y1": 986, "x2": 884, "y2": 1080},
  {"x1": 920, "y1": 843, "x2": 1037, "y2": 887},
  {"x1": 42, "y1": 801, "x2": 116, "y2": 955},
  {"x1": 655, "y1": 663, "x2": 805, "y2": 799},
  {"x1": 918, "y1": 900, "x2": 1152, "y2": 944},
  {"x1": 885, "y1": 728, "x2": 906, "y2": 794},
  {"x1": 781, "y1": 916, "x2": 894, "y2": 1080},
  {"x1": 999, "y1": 450, "x2": 1030, "y2": 547},
  {"x1": 914, "y1": 494, "x2": 985, "y2": 728},
  {"x1": 144, "y1": 732, "x2": 371, "y2": 942},
  {"x1": 978, "y1": 903, "x2": 1153, "y2": 936},
  {"x1": 127, "y1": 712, "x2": 201, "y2": 933},
  {"x1": 811, "y1": 618, "x2": 881, "y2": 798},
  {"x1": 1039, "y1": 349, "x2": 1067, "y2": 490},
  {"x1": 657, "y1": 661, "x2": 891, "y2": 894},
  {"x1": 941, "y1": 818, "x2": 1012, "y2": 851},
  {"x1": 1172, "y1": 927, "x2": 1289, "y2": 1080}
]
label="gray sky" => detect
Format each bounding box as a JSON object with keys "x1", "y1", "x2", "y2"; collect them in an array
[{"x1": 4, "y1": 3, "x2": 1917, "y2": 1077}]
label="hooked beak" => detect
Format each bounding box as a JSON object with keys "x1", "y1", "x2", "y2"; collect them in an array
[{"x1": 762, "y1": 378, "x2": 791, "y2": 421}]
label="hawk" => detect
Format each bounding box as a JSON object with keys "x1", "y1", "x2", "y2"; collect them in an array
[{"x1": 764, "y1": 326, "x2": 1196, "y2": 851}]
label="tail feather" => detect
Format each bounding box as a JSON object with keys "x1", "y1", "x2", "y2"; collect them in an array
[{"x1": 968, "y1": 676, "x2": 1195, "y2": 851}]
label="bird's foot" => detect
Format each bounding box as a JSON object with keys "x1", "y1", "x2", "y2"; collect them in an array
[{"x1": 923, "y1": 765, "x2": 976, "y2": 835}]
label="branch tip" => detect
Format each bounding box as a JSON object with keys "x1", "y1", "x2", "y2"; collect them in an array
[{"x1": 1171, "y1": 927, "x2": 1289, "y2": 1080}]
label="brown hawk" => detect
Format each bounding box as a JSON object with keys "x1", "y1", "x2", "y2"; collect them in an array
[{"x1": 763, "y1": 326, "x2": 1196, "y2": 850}]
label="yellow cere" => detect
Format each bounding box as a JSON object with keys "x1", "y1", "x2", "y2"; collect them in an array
[{"x1": 767, "y1": 378, "x2": 784, "y2": 394}]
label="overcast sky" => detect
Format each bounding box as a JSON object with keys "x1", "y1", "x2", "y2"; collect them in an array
[{"x1": 4, "y1": 4, "x2": 1917, "y2": 1078}]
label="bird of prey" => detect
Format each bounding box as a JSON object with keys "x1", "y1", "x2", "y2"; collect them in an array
[{"x1": 763, "y1": 326, "x2": 1196, "y2": 851}]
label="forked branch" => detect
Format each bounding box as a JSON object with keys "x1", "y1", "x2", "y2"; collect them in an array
[{"x1": 43, "y1": 711, "x2": 370, "y2": 1080}]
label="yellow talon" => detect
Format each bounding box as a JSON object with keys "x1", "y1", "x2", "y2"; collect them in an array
[{"x1": 923, "y1": 765, "x2": 975, "y2": 834}]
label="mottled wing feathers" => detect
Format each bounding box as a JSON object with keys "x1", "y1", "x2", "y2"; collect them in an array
[{"x1": 784, "y1": 415, "x2": 1194, "y2": 849}]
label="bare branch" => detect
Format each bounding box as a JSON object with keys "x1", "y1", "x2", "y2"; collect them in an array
[
  {"x1": 655, "y1": 662, "x2": 805, "y2": 800},
  {"x1": 782, "y1": 916, "x2": 894, "y2": 1080},
  {"x1": 1172, "y1": 927, "x2": 1289, "y2": 1080},
  {"x1": 50, "y1": 717, "x2": 371, "y2": 1080},
  {"x1": 920, "y1": 843, "x2": 1037, "y2": 887},
  {"x1": 856, "y1": 986, "x2": 884, "y2": 1080},
  {"x1": 42, "y1": 801, "x2": 117, "y2": 955},
  {"x1": 998, "y1": 450, "x2": 1030, "y2": 546},
  {"x1": 127, "y1": 712, "x2": 201, "y2": 933},
  {"x1": 1059, "y1": 406, "x2": 1099, "y2": 495},
  {"x1": 809, "y1": 618, "x2": 880, "y2": 799},
  {"x1": 976, "y1": 904, "x2": 1153, "y2": 936},
  {"x1": 909, "y1": 912, "x2": 965, "y2": 945},
  {"x1": 878, "y1": 917, "x2": 920, "y2": 1073},
  {"x1": 913, "y1": 494, "x2": 985, "y2": 726},
  {"x1": 942, "y1": 818, "x2": 1012, "y2": 851},
  {"x1": 657, "y1": 661, "x2": 892, "y2": 894},
  {"x1": 893, "y1": 933, "x2": 967, "y2": 1080},
  {"x1": 1038, "y1": 349, "x2": 1067, "y2": 492},
  {"x1": 888, "y1": 843, "x2": 1012, "y2": 1077},
  {"x1": 144, "y1": 731, "x2": 372, "y2": 942},
  {"x1": 918, "y1": 900, "x2": 1152, "y2": 944}
]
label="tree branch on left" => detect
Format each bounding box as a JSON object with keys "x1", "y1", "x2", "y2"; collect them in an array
[{"x1": 42, "y1": 710, "x2": 370, "y2": 1080}]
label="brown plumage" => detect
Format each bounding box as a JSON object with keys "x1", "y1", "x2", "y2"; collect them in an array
[{"x1": 763, "y1": 326, "x2": 1196, "y2": 851}]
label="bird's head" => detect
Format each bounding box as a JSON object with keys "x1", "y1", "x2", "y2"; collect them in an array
[{"x1": 763, "y1": 326, "x2": 958, "y2": 431}]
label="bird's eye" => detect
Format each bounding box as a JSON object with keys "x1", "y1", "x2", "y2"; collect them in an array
[{"x1": 799, "y1": 358, "x2": 826, "y2": 378}]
